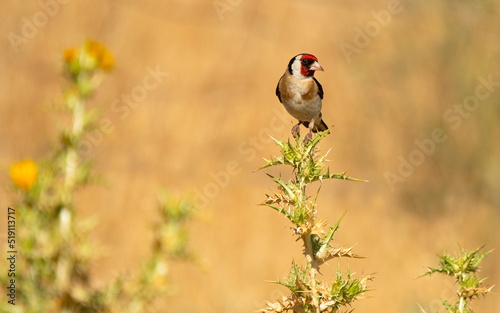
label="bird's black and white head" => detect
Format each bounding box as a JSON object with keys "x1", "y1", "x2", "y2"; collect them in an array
[{"x1": 287, "y1": 53, "x2": 324, "y2": 79}]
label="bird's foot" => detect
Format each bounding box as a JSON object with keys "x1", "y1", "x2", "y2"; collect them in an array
[
  {"x1": 291, "y1": 124, "x2": 301, "y2": 139},
  {"x1": 303, "y1": 131, "x2": 313, "y2": 145}
]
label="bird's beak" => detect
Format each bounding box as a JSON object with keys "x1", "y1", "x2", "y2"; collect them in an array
[{"x1": 309, "y1": 61, "x2": 324, "y2": 71}]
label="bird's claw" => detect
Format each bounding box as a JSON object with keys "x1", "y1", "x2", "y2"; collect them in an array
[
  {"x1": 303, "y1": 131, "x2": 313, "y2": 144},
  {"x1": 291, "y1": 124, "x2": 301, "y2": 139}
]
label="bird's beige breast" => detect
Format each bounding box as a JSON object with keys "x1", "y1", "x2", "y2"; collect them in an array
[
  {"x1": 299, "y1": 79, "x2": 317, "y2": 101},
  {"x1": 279, "y1": 73, "x2": 322, "y2": 121},
  {"x1": 280, "y1": 73, "x2": 318, "y2": 102}
]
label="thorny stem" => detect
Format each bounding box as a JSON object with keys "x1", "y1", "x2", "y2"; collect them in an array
[
  {"x1": 57, "y1": 83, "x2": 86, "y2": 287},
  {"x1": 61, "y1": 96, "x2": 84, "y2": 233},
  {"x1": 303, "y1": 232, "x2": 320, "y2": 313},
  {"x1": 64, "y1": 90, "x2": 85, "y2": 190},
  {"x1": 458, "y1": 296, "x2": 465, "y2": 313},
  {"x1": 299, "y1": 178, "x2": 320, "y2": 313},
  {"x1": 259, "y1": 133, "x2": 371, "y2": 313}
]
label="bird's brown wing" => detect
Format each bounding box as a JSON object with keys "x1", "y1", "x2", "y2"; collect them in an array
[
  {"x1": 276, "y1": 77, "x2": 283, "y2": 103},
  {"x1": 312, "y1": 77, "x2": 323, "y2": 100}
]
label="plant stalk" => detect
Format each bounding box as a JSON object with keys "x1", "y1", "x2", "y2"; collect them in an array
[
  {"x1": 304, "y1": 232, "x2": 320, "y2": 313},
  {"x1": 458, "y1": 296, "x2": 465, "y2": 313},
  {"x1": 64, "y1": 97, "x2": 84, "y2": 189}
]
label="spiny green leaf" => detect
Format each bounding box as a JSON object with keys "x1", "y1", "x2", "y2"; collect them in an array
[
  {"x1": 317, "y1": 169, "x2": 368, "y2": 183},
  {"x1": 303, "y1": 129, "x2": 330, "y2": 155},
  {"x1": 331, "y1": 211, "x2": 347, "y2": 235},
  {"x1": 441, "y1": 299, "x2": 456, "y2": 312},
  {"x1": 266, "y1": 173, "x2": 296, "y2": 201},
  {"x1": 315, "y1": 212, "x2": 347, "y2": 258},
  {"x1": 421, "y1": 247, "x2": 492, "y2": 278},
  {"x1": 330, "y1": 266, "x2": 370, "y2": 306},
  {"x1": 256, "y1": 158, "x2": 285, "y2": 171},
  {"x1": 270, "y1": 262, "x2": 309, "y2": 293},
  {"x1": 265, "y1": 204, "x2": 293, "y2": 222},
  {"x1": 309, "y1": 184, "x2": 321, "y2": 210},
  {"x1": 269, "y1": 278, "x2": 298, "y2": 292}
]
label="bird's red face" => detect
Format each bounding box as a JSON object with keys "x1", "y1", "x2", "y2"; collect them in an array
[{"x1": 299, "y1": 54, "x2": 324, "y2": 77}]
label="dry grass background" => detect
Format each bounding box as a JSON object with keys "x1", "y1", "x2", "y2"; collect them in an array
[{"x1": 1, "y1": 0, "x2": 499, "y2": 312}]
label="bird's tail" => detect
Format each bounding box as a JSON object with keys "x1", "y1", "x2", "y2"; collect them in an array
[
  {"x1": 318, "y1": 120, "x2": 328, "y2": 132},
  {"x1": 311, "y1": 119, "x2": 329, "y2": 133},
  {"x1": 303, "y1": 119, "x2": 330, "y2": 133}
]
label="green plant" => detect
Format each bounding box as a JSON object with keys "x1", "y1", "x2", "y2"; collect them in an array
[
  {"x1": 419, "y1": 247, "x2": 494, "y2": 313},
  {"x1": 258, "y1": 132, "x2": 372, "y2": 313},
  {"x1": 2, "y1": 40, "x2": 195, "y2": 313}
]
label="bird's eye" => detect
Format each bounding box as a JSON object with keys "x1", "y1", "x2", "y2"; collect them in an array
[{"x1": 301, "y1": 59, "x2": 308, "y2": 66}]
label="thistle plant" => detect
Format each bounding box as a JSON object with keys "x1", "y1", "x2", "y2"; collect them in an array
[
  {"x1": 115, "y1": 190, "x2": 196, "y2": 313},
  {"x1": 258, "y1": 131, "x2": 372, "y2": 313},
  {"x1": 419, "y1": 247, "x2": 494, "y2": 313},
  {"x1": 2, "y1": 40, "x2": 195, "y2": 313}
]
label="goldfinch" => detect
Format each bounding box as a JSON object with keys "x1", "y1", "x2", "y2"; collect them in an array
[{"x1": 276, "y1": 53, "x2": 328, "y2": 142}]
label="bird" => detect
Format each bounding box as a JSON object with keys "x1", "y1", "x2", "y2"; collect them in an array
[{"x1": 276, "y1": 53, "x2": 328, "y2": 143}]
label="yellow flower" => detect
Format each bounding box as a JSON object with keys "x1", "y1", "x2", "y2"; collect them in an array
[
  {"x1": 10, "y1": 159, "x2": 38, "y2": 191},
  {"x1": 84, "y1": 40, "x2": 114, "y2": 71},
  {"x1": 63, "y1": 47, "x2": 77, "y2": 63},
  {"x1": 98, "y1": 49, "x2": 114, "y2": 71},
  {"x1": 63, "y1": 40, "x2": 114, "y2": 74}
]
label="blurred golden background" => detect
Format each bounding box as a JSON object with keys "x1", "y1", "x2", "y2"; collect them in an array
[{"x1": 1, "y1": 0, "x2": 499, "y2": 312}]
